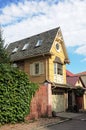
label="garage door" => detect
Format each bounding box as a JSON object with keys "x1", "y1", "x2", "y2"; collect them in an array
[{"x1": 52, "y1": 93, "x2": 64, "y2": 112}]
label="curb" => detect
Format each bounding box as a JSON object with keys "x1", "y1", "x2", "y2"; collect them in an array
[{"x1": 31, "y1": 118, "x2": 71, "y2": 130}]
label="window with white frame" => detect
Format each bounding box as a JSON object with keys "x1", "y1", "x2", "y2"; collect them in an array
[
  {"x1": 35, "y1": 40, "x2": 43, "y2": 47},
  {"x1": 12, "y1": 47, "x2": 18, "y2": 53},
  {"x1": 54, "y1": 63, "x2": 63, "y2": 75},
  {"x1": 35, "y1": 63, "x2": 39, "y2": 74},
  {"x1": 22, "y1": 43, "x2": 29, "y2": 50},
  {"x1": 30, "y1": 62, "x2": 44, "y2": 75}
]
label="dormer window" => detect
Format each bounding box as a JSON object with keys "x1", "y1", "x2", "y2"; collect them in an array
[
  {"x1": 12, "y1": 47, "x2": 18, "y2": 53},
  {"x1": 35, "y1": 40, "x2": 43, "y2": 47},
  {"x1": 22, "y1": 43, "x2": 29, "y2": 50}
]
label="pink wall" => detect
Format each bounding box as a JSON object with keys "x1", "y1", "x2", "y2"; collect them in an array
[{"x1": 26, "y1": 85, "x2": 52, "y2": 120}]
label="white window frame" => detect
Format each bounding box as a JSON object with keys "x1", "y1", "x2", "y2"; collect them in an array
[
  {"x1": 30, "y1": 62, "x2": 44, "y2": 76},
  {"x1": 35, "y1": 40, "x2": 43, "y2": 47},
  {"x1": 54, "y1": 63, "x2": 63, "y2": 75},
  {"x1": 22, "y1": 43, "x2": 29, "y2": 50},
  {"x1": 12, "y1": 47, "x2": 18, "y2": 53}
]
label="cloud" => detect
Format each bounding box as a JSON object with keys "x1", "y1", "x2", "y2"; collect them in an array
[
  {"x1": 0, "y1": 0, "x2": 86, "y2": 56},
  {"x1": 75, "y1": 45, "x2": 86, "y2": 56}
]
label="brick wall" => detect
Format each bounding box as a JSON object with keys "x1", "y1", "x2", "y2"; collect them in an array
[{"x1": 26, "y1": 85, "x2": 52, "y2": 120}]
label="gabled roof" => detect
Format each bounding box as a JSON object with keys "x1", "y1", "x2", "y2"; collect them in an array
[
  {"x1": 66, "y1": 70, "x2": 74, "y2": 77},
  {"x1": 75, "y1": 71, "x2": 86, "y2": 76},
  {"x1": 80, "y1": 75, "x2": 86, "y2": 87},
  {"x1": 7, "y1": 27, "x2": 69, "y2": 63},
  {"x1": 67, "y1": 76, "x2": 79, "y2": 87},
  {"x1": 7, "y1": 27, "x2": 59, "y2": 61},
  {"x1": 66, "y1": 70, "x2": 86, "y2": 88}
]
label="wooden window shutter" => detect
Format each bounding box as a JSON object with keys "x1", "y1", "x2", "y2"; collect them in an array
[
  {"x1": 39, "y1": 62, "x2": 44, "y2": 74},
  {"x1": 30, "y1": 63, "x2": 34, "y2": 75}
]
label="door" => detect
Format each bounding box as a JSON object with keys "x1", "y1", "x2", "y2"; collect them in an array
[{"x1": 52, "y1": 93, "x2": 65, "y2": 112}]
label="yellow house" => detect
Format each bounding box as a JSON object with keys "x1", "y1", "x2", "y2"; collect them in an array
[{"x1": 7, "y1": 27, "x2": 70, "y2": 113}]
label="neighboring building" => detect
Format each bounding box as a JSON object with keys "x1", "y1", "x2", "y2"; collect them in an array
[
  {"x1": 66, "y1": 70, "x2": 86, "y2": 111},
  {"x1": 75, "y1": 71, "x2": 86, "y2": 76},
  {"x1": 7, "y1": 27, "x2": 70, "y2": 117},
  {"x1": 66, "y1": 70, "x2": 74, "y2": 77}
]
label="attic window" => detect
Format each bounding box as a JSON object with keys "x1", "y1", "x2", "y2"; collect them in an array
[
  {"x1": 56, "y1": 43, "x2": 60, "y2": 51},
  {"x1": 35, "y1": 40, "x2": 42, "y2": 47},
  {"x1": 12, "y1": 47, "x2": 18, "y2": 53},
  {"x1": 22, "y1": 43, "x2": 29, "y2": 50}
]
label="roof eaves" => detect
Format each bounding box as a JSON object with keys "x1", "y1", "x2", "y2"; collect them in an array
[{"x1": 10, "y1": 52, "x2": 52, "y2": 62}]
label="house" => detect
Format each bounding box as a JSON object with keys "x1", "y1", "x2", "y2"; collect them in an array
[
  {"x1": 66, "y1": 70, "x2": 74, "y2": 77},
  {"x1": 7, "y1": 27, "x2": 70, "y2": 118},
  {"x1": 66, "y1": 70, "x2": 86, "y2": 111}
]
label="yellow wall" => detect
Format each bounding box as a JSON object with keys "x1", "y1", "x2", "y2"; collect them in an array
[
  {"x1": 48, "y1": 35, "x2": 67, "y2": 84},
  {"x1": 21, "y1": 32, "x2": 67, "y2": 85}
]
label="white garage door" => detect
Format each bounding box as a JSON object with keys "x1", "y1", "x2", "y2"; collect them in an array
[{"x1": 52, "y1": 93, "x2": 64, "y2": 112}]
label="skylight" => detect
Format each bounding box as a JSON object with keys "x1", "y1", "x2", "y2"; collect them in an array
[
  {"x1": 35, "y1": 40, "x2": 43, "y2": 47},
  {"x1": 12, "y1": 47, "x2": 18, "y2": 53},
  {"x1": 22, "y1": 43, "x2": 29, "y2": 50}
]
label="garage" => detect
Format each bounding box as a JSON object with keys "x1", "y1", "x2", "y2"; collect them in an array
[{"x1": 52, "y1": 92, "x2": 65, "y2": 112}]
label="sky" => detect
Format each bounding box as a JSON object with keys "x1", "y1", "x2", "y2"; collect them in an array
[{"x1": 0, "y1": 0, "x2": 86, "y2": 74}]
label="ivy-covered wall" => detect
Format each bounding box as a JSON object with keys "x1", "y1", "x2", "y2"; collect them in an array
[{"x1": 0, "y1": 64, "x2": 38, "y2": 124}]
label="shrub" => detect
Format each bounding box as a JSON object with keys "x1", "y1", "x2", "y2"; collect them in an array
[
  {"x1": 74, "y1": 86, "x2": 84, "y2": 97},
  {"x1": 0, "y1": 64, "x2": 39, "y2": 124}
]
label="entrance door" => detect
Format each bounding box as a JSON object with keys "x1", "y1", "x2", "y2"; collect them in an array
[{"x1": 52, "y1": 93, "x2": 64, "y2": 112}]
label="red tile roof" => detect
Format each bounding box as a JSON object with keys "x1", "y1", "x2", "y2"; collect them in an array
[
  {"x1": 67, "y1": 76, "x2": 79, "y2": 87},
  {"x1": 75, "y1": 71, "x2": 86, "y2": 76},
  {"x1": 66, "y1": 70, "x2": 74, "y2": 77}
]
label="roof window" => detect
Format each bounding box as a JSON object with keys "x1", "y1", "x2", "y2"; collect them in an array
[
  {"x1": 22, "y1": 43, "x2": 29, "y2": 50},
  {"x1": 12, "y1": 47, "x2": 18, "y2": 53},
  {"x1": 35, "y1": 40, "x2": 43, "y2": 47}
]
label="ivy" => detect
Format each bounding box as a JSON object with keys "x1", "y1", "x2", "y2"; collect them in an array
[{"x1": 0, "y1": 64, "x2": 39, "y2": 124}]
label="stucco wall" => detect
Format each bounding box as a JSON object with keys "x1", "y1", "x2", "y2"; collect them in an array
[{"x1": 26, "y1": 85, "x2": 52, "y2": 120}]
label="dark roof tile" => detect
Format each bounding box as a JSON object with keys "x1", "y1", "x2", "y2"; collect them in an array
[{"x1": 7, "y1": 27, "x2": 59, "y2": 61}]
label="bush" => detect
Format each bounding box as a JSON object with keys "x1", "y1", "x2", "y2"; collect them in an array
[
  {"x1": 0, "y1": 64, "x2": 39, "y2": 124},
  {"x1": 74, "y1": 86, "x2": 84, "y2": 97}
]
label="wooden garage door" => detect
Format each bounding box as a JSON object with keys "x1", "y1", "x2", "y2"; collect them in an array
[{"x1": 52, "y1": 93, "x2": 64, "y2": 112}]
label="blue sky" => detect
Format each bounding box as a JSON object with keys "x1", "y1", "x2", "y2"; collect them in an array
[{"x1": 0, "y1": 0, "x2": 86, "y2": 74}]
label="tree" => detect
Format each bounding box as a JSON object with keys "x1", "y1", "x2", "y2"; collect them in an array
[{"x1": 0, "y1": 27, "x2": 9, "y2": 64}]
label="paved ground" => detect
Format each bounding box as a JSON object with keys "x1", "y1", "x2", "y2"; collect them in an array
[
  {"x1": 0, "y1": 117, "x2": 62, "y2": 130},
  {"x1": 56, "y1": 112, "x2": 83, "y2": 119},
  {"x1": 0, "y1": 112, "x2": 85, "y2": 130},
  {"x1": 36, "y1": 112, "x2": 86, "y2": 130}
]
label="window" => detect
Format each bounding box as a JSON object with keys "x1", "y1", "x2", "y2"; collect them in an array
[
  {"x1": 30, "y1": 62, "x2": 44, "y2": 75},
  {"x1": 12, "y1": 47, "x2": 18, "y2": 53},
  {"x1": 12, "y1": 63, "x2": 17, "y2": 68},
  {"x1": 55, "y1": 43, "x2": 60, "y2": 52},
  {"x1": 35, "y1": 40, "x2": 43, "y2": 47},
  {"x1": 22, "y1": 43, "x2": 29, "y2": 50},
  {"x1": 54, "y1": 63, "x2": 63, "y2": 75},
  {"x1": 35, "y1": 63, "x2": 39, "y2": 74}
]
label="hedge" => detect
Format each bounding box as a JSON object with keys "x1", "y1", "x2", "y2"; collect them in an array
[{"x1": 0, "y1": 64, "x2": 39, "y2": 124}]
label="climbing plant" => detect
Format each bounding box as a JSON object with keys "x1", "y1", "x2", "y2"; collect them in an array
[{"x1": 0, "y1": 64, "x2": 39, "y2": 124}]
